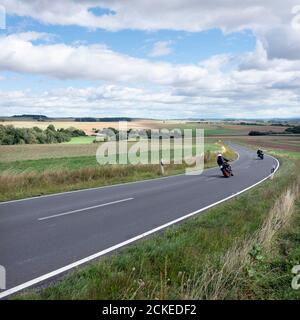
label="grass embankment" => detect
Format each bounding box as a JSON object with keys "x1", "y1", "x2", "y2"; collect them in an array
[
  {"x1": 0, "y1": 142, "x2": 234, "y2": 201},
  {"x1": 16, "y1": 151, "x2": 300, "y2": 300}
]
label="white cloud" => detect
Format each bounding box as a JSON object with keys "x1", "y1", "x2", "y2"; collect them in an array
[
  {"x1": 0, "y1": 0, "x2": 294, "y2": 32},
  {"x1": 0, "y1": 32, "x2": 300, "y2": 118},
  {"x1": 149, "y1": 41, "x2": 173, "y2": 57},
  {"x1": 0, "y1": 32, "x2": 210, "y2": 86},
  {"x1": 2, "y1": 0, "x2": 300, "y2": 60},
  {"x1": 1, "y1": 79, "x2": 300, "y2": 119}
]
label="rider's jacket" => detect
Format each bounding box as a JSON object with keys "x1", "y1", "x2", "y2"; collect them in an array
[{"x1": 217, "y1": 156, "x2": 228, "y2": 166}]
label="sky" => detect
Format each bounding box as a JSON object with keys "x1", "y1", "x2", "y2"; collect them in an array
[{"x1": 0, "y1": 1, "x2": 300, "y2": 119}]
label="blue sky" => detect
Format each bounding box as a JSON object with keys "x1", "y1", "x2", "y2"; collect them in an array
[
  {"x1": 0, "y1": 1, "x2": 299, "y2": 119},
  {"x1": 4, "y1": 15, "x2": 256, "y2": 64},
  {"x1": 0, "y1": 18, "x2": 255, "y2": 92}
]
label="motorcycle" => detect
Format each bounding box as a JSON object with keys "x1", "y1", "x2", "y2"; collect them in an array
[
  {"x1": 220, "y1": 161, "x2": 233, "y2": 178},
  {"x1": 258, "y1": 152, "x2": 264, "y2": 160}
]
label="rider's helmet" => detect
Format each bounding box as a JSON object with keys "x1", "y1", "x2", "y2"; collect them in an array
[{"x1": 218, "y1": 153, "x2": 222, "y2": 157}]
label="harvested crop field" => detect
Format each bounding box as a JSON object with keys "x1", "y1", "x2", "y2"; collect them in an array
[
  {"x1": 2, "y1": 120, "x2": 290, "y2": 136},
  {"x1": 0, "y1": 143, "x2": 100, "y2": 162},
  {"x1": 0, "y1": 138, "x2": 220, "y2": 163},
  {"x1": 230, "y1": 135, "x2": 300, "y2": 153},
  {"x1": 2, "y1": 120, "x2": 166, "y2": 135}
]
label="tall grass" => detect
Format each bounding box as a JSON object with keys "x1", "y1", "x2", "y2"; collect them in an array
[
  {"x1": 0, "y1": 164, "x2": 171, "y2": 201},
  {"x1": 183, "y1": 179, "x2": 299, "y2": 300}
]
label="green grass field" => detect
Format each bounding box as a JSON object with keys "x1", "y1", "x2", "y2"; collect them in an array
[
  {"x1": 269, "y1": 150, "x2": 300, "y2": 159},
  {"x1": 162, "y1": 123, "x2": 236, "y2": 136},
  {"x1": 62, "y1": 136, "x2": 95, "y2": 144},
  {"x1": 0, "y1": 138, "x2": 221, "y2": 162},
  {"x1": 0, "y1": 142, "x2": 221, "y2": 173},
  {"x1": 0, "y1": 156, "x2": 97, "y2": 173},
  {"x1": 0, "y1": 141, "x2": 234, "y2": 201}
]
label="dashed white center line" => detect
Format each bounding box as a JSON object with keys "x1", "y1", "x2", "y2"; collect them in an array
[{"x1": 38, "y1": 198, "x2": 134, "y2": 221}]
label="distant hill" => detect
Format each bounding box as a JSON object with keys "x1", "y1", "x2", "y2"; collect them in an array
[
  {"x1": 0, "y1": 115, "x2": 141, "y2": 122},
  {"x1": 12, "y1": 114, "x2": 49, "y2": 121},
  {"x1": 75, "y1": 117, "x2": 134, "y2": 122}
]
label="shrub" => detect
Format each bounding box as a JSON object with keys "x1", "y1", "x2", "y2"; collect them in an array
[{"x1": 0, "y1": 124, "x2": 72, "y2": 145}]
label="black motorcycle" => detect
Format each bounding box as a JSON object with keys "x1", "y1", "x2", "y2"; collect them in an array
[{"x1": 257, "y1": 150, "x2": 264, "y2": 160}]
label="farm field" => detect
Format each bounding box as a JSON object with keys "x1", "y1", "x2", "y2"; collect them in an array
[
  {"x1": 0, "y1": 137, "x2": 221, "y2": 163},
  {"x1": 0, "y1": 140, "x2": 222, "y2": 172},
  {"x1": 228, "y1": 135, "x2": 300, "y2": 153},
  {"x1": 1, "y1": 118, "x2": 298, "y2": 202},
  {"x1": 0, "y1": 138, "x2": 232, "y2": 201},
  {"x1": 1, "y1": 119, "x2": 291, "y2": 136},
  {"x1": 1, "y1": 120, "x2": 165, "y2": 135}
]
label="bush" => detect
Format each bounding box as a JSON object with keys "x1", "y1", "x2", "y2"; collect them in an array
[
  {"x1": 285, "y1": 125, "x2": 300, "y2": 134},
  {"x1": 249, "y1": 131, "x2": 271, "y2": 136},
  {"x1": 58, "y1": 127, "x2": 86, "y2": 137},
  {"x1": 0, "y1": 124, "x2": 72, "y2": 145}
]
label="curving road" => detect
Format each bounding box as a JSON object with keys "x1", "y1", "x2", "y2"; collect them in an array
[{"x1": 0, "y1": 143, "x2": 279, "y2": 298}]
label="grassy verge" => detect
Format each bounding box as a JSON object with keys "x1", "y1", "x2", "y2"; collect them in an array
[
  {"x1": 16, "y1": 152, "x2": 300, "y2": 300},
  {"x1": 0, "y1": 142, "x2": 235, "y2": 202},
  {"x1": 234, "y1": 186, "x2": 300, "y2": 299}
]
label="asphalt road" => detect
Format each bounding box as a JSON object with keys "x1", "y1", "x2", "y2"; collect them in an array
[{"x1": 0, "y1": 144, "x2": 279, "y2": 298}]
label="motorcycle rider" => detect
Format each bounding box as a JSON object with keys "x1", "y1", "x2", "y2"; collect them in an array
[
  {"x1": 257, "y1": 149, "x2": 264, "y2": 158},
  {"x1": 217, "y1": 153, "x2": 234, "y2": 176},
  {"x1": 217, "y1": 153, "x2": 229, "y2": 167}
]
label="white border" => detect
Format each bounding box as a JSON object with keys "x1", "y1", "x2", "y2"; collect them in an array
[{"x1": 0, "y1": 154, "x2": 279, "y2": 299}]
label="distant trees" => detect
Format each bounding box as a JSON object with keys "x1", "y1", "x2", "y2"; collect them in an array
[
  {"x1": 12, "y1": 114, "x2": 49, "y2": 121},
  {"x1": 75, "y1": 117, "x2": 133, "y2": 122},
  {"x1": 248, "y1": 131, "x2": 271, "y2": 136},
  {"x1": 248, "y1": 125, "x2": 300, "y2": 136},
  {"x1": 0, "y1": 125, "x2": 86, "y2": 145},
  {"x1": 58, "y1": 127, "x2": 86, "y2": 137},
  {"x1": 239, "y1": 122, "x2": 266, "y2": 126},
  {"x1": 285, "y1": 125, "x2": 300, "y2": 134}
]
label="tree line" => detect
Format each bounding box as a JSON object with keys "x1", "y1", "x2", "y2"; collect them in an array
[
  {"x1": 248, "y1": 125, "x2": 300, "y2": 136},
  {"x1": 0, "y1": 124, "x2": 86, "y2": 145}
]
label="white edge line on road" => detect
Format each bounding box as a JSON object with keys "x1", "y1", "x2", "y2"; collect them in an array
[
  {"x1": 0, "y1": 154, "x2": 279, "y2": 299},
  {"x1": 38, "y1": 198, "x2": 134, "y2": 221},
  {"x1": 0, "y1": 146, "x2": 241, "y2": 206}
]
